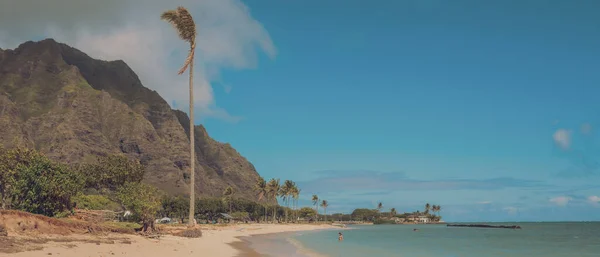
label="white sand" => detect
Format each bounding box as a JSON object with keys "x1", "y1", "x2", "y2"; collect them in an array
[{"x1": 5, "y1": 224, "x2": 336, "y2": 257}]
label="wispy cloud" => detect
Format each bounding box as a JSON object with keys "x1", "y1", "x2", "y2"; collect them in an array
[
  {"x1": 549, "y1": 196, "x2": 572, "y2": 206},
  {"x1": 552, "y1": 125, "x2": 599, "y2": 178},
  {"x1": 553, "y1": 129, "x2": 571, "y2": 150},
  {"x1": 298, "y1": 170, "x2": 547, "y2": 194},
  {"x1": 588, "y1": 196, "x2": 600, "y2": 204},
  {"x1": 0, "y1": 0, "x2": 275, "y2": 122}
]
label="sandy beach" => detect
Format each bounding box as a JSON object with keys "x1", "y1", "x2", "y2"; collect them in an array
[{"x1": 3, "y1": 223, "x2": 337, "y2": 257}]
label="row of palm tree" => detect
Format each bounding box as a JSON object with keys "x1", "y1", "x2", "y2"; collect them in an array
[
  {"x1": 253, "y1": 177, "x2": 330, "y2": 223},
  {"x1": 373, "y1": 202, "x2": 442, "y2": 221},
  {"x1": 425, "y1": 203, "x2": 442, "y2": 217},
  {"x1": 311, "y1": 195, "x2": 329, "y2": 221}
]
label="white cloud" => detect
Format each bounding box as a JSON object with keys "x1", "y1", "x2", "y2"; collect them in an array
[
  {"x1": 553, "y1": 129, "x2": 571, "y2": 150},
  {"x1": 0, "y1": 0, "x2": 275, "y2": 122},
  {"x1": 588, "y1": 196, "x2": 600, "y2": 204},
  {"x1": 581, "y1": 123, "x2": 592, "y2": 135},
  {"x1": 549, "y1": 196, "x2": 572, "y2": 206}
]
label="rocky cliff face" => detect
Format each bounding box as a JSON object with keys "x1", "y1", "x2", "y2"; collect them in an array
[{"x1": 0, "y1": 39, "x2": 262, "y2": 201}]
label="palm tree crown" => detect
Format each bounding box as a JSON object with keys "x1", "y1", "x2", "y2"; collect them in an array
[{"x1": 161, "y1": 6, "x2": 197, "y2": 74}]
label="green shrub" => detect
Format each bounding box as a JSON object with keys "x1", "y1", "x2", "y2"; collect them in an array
[
  {"x1": 76, "y1": 154, "x2": 145, "y2": 190},
  {"x1": 1, "y1": 148, "x2": 83, "y2": 217},
  {"x1": 72, "y1": 194, "x2": 121, "y2": 211},
  {"x1": 116, "y1": 182, "x2": 162, "y2": 232},
  {"x1": 373, "y1": 218, "x2": 396, "y2": 225}
]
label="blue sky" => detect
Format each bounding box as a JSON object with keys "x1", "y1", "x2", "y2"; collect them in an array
[{"x1": 197, "y1": 0, "x2": 600, "y2": 222}]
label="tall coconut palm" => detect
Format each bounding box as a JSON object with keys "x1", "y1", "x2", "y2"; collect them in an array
[
  {"x1": 377, "y1": 202, "x2": 383, "y2": 217},
  {"x1": 320, "y1": 200, "x2": 329, "y2": 221},
  {"x1": 223, "y1": 186, "x2": 235, "y2": 213},
  {"x1": 425, "y1": 203, "x2": 431, "y2": 215},
  {"x1": 254, "y1": 177, "x2": 268, "y2": 222},
  {"x1": 161, "y1": 6, "x2": 197, "y2": 227},
  {"x1": 312, "y1": 194, "x2": 319, "y2": 220},
  {"x1": 291, "y1": 185, "x2": 300, "y2": 222},
  {"x1": 281, "y1": 180, "x2": 295, "y2": 222},
  {"x1": 267, "y1": 178, "x2": 281, "y2": 222}
]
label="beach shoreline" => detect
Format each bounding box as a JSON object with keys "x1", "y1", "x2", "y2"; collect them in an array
[{"x1": 3, "y1": 223, "x2": 338, "y2": 257}]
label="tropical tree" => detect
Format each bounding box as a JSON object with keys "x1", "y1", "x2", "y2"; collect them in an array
[
  {"x1": 254, "y1": 177, "x2": 268, "y2": 222},
  {"x1": 266, "y1": 178, "x2": 281, "y2": 222},
  {"x1": 298, "y1": 207, "x2": 317, "y2": 218},
  {"x1": 312, "y1": 194, "x2": 319, "y2": 219},
  {"x1": 1, "y1": 148, "x2": 83, "y2": 216},
  {"x1": 161, "y1": 195, "x2": 189, "y2": 224},
  {"x1": 280, "y1": 180, "x2": 295, "y2": 222},
  {"x1": 76, "y1": 154, "x2": 145, "y2": 190},
  {"x1": 161, "y1": 6, "x2": 198, "y2": 227},
  {"x1": 116, "y1": 182, "x2": 162, "y2": 232},
  {"x1": 222, "y1": 186, "x2": 235, "y2": 213},
  {"x1": 320, "y1": 200, "x2": 329, "y2": 222},
  {"x1": 390, "y1": 208, "x2": 397, "y2": 217},
  {"x1": 377, "y1": 202, "x2": 383, "y2": 217},
  {"x1": 425, "y1": 203, "x2": 431, "y2": 215},
  {"x1": 291, "y1": 185, "x2": 300, "y2": 222}
]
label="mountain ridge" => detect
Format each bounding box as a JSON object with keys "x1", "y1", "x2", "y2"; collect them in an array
[{"x1": 0, "y1": 38, "x2": 264, "y2": 202}]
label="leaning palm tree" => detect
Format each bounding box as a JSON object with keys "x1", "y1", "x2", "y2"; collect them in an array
[
  {"x1": 161, "y1": 6, "x2": 197, "y2": 227},
  {"x1": 254, "y1": 177, "x2": 268, "y2": 222},
  {"x1": 266, "y1": 178, "x2": 281, "y2": 222},
  {"x1": 425, "y1": 203, "x2": 431, "y2": 215},
  {"x1": 320, "y1": 200, "x2": 329, "y2": 222},
  {"x1": 312, "y1": 194, "x2": 319, "y2": 220}
]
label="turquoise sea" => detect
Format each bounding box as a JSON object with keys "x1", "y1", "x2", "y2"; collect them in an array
[{"x1": 247, "y1": 223, "x2": 600, "y2": 257}]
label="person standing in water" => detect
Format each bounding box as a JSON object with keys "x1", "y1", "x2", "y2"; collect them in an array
[{"x1": 338, "y1": 232, "x2": 344, "y2": 241}]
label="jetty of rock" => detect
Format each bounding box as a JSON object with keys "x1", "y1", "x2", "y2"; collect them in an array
[{"x1": 447, "y1": 224, "x2": 522, "y2": 229}]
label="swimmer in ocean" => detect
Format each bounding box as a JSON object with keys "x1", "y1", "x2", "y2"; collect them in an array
[{"x1": 338, "y1": 232, "x2": 344, "y2": 241}]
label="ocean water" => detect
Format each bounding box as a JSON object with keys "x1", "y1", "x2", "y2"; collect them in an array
[{"x1": 286, "y1": 223, "x2": 600, "y2": 257}]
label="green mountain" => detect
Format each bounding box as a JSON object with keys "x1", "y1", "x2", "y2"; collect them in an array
[{"x1": 0, "y1": 38, "x2": 263, "y2": 201}]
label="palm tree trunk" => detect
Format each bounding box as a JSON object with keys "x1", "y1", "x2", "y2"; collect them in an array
[
  {"x1": 264, "y1": 204, "x2": 267, "y2": 223},
  {"x1": 188, "y1": 57, "x2": 195, "y2": 227}
]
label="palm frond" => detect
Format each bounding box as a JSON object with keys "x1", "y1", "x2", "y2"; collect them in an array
[
  {"x1": 160, "y1": 10, "x2": 180, "y2": 26},
  {"x1": 161, "y1": 6, "x2": 197, "y2": 75}
]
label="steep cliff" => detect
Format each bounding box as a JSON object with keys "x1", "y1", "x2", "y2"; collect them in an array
[{"x1": 0, "y1": 39, "x2": 262, "y2": 201}]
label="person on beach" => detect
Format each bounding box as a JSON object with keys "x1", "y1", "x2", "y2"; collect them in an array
[{"x1": 338, "y1": 232, "x2": 344, "y2": 241}]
